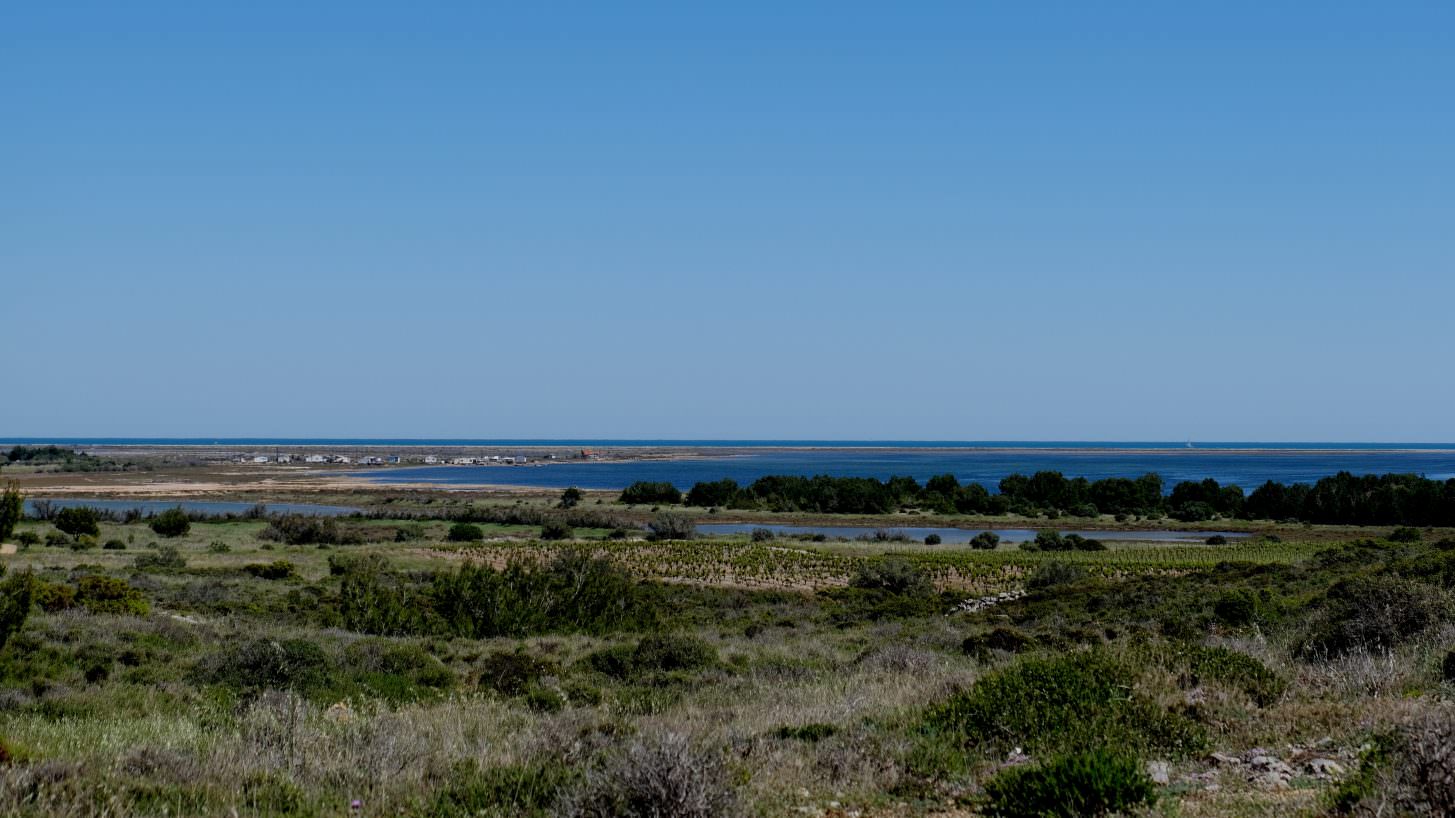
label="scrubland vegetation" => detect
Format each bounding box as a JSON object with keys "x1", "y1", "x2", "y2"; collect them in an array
[{"x1": 2, "y1": 481, "x2": 1455, "y2": 817}]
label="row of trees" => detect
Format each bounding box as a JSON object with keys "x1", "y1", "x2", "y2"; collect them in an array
[{"x1": 663, "y1": 470, "x2": 1455, "y2": 526}]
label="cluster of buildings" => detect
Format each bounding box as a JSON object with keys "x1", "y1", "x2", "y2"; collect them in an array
[
  {"x1": 237, "y1": 454, "x2": 401, "y2": 465},
  {"x1": 422, "y1": 455, "x2": 532, "y2": 465}
]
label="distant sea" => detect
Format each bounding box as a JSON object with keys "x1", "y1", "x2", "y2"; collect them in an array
[{"x1": 7, "y1": 439, "x2": 1455, "y2": 491}]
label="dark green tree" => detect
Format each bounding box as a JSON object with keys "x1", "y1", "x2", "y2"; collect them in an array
[
  {"x1": 0, "y1": 483, "x2": 22, "y2": 543},
  {"x1": 54, "y1": 506, "x2": 101, "y2": 539}
]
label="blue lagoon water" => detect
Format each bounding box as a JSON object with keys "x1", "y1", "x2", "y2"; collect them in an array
[{"x1": 348, "y1": 447, "x2": 1455, "y2": 490}]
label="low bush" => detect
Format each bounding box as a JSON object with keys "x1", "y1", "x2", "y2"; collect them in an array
[
  {"x1": 74, "y1": 576, "x2": 149, "y2": 616},
  {"x1": 477, "y1": 651, "x2": 559, "y2": 696},
  {"x1": 984, "y1": 748, "x2": 1157, "y2": 818},
  {"x1": 850, "y1": 558, "x2": 932, "y2": 596},
  {"x1": 1334, "y1": 710, "x2": 1455, "y2": 817},
  {"x1": 969, "y1": 531, "x2": 1001, "y2": 550},
  {"x1": 774, "y1": 723, "x2": 838, "y2": 742},
  {"x1": 1212, "y1": 589, "x2": 1259, "y2": 627},
  {"x1": 447, "y1": 522, "x2": 485, "y2": 542},
  {"x1": 431, "y1": 760, "x2": 572, "y2": 818},
  {"x1": 632, "y1": 633, "x2": 717, "y2": 673},
  {"x1": 558, "y1": 731, "x2": 741, "y2": 818},
  {"x1": 924, "y1": 533, "x2": 942, "y2": 545},
  {"x1": 243, "y1": 561, "x2": 297, "y2": 580},
  {"x1": 922, "y1": 651, "x2": 1205, "y2": 757},
  {"x1": 260, "y1": 515, "x2": 343, "y2": 546},
  {"x1": 1177, "y1": 645, "x2": 1287, "y2": 707},
  {"x1": 54, "y1": 507, "x2": 101, "y2": 538},
  {"x1": 619, "y1": 481, "x2": 683, "y2": 505},
  {"x1": 1206, "y1": 535, "x2": 1228, "y2": 545},
  {"x1": 646, "y1": 512, "x2": 696, "y2": 541},
  {"x1": 1300, "y1": 575, "x2": 1453, "y2": 658},
  {"x1": 201, "y1": 638, "x2": 335, "y2": 696},
  {"x1": 1389, "y1": 526, "x2": 1424, "y2": 543},
  {"x1": 750, "y1": 527, "x2": 775, "y2": 543},
  {"x1": 0, "y1": 568, "x2": 35, "y2": 651},
  {"x1": 963, "y1": 627, "x2": 1035, "y2": 658},
  {"x1": 540, "y1": 520, "x2": 574, "y2": 540},
  {"x1": 148, "y1": 508, "x2": 191, "y2": 538},
  {"x1": 102, "y1": 539, "x2": 126, "y2": 550},
  {"x1": 133, "y1": 546, "x2": 186, "y2": 572},
  {"x1": 1027, "y1": 562, "x2": 1087, "y2": 589}
]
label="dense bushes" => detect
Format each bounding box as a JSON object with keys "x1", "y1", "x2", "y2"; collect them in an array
[
  {"x1": 1300, "y1": 575, "x2": 1453, "y2": 658},
  {"x1": 984, "y1": 748, "x2": 1157, "y2": 818},
  {"x1": 970, "y1": 531, "x2": 1001, "y2": 550},
  {"x1": 671, "y1": 468, "x2": 1455, "y2": 524},
  {"x1": 243, "y1": 560, "x2": 297, "y2": 580},
  {"x1": 850, "y1": 558, "x2": 932, "y2": 596},
  {"x1": 539, "y1": 519, "x2": 574, "y2": 540},
  {"x1": 201, "y1": 638, "x2": 334, "y2": 695},
  {"x1": 559, "y1": 732, "x2": 741, "y2": 818},
  {"x1": 618, "y1": 481, "x2": 682, "y2": 505},
  {"x1": 148, "y1": 507, "x2": 191, "y2": 537},
  {"x1": 133, "y1": 545, "x2": 186, "y2": 572},
  {"x1": 54, "y1": 506, "x2": 101, "y2": 538},
  {"x1": 0, "y1": 568, "x2": 34, "y2": 651},
  {"x1": 923, "y1": 651, "x2": 1205, "y2": 757},
  {"x1": 0, "y1": 483, "x2": 22, "y2": 543},
  {"x1": 448, "y1": 522, "x2": 485, "y2": 542},
  {"x1": 645, "y1": 512, "x2": 695, "y2": 541},
  {"x1": 260, "y1": 515, "x2": 344, "y2": 545},
  {"x1": 339, "y1": 554, "x2": 657, "y2": 639},
  {"x1": 1333, "y1": 710, "x2": 1455, "y2": 817}
]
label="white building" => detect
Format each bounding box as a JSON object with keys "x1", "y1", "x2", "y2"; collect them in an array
[
  {"x1": 304, "y1": 455, "x2": 327, "y2": 463},
  {"x1": 424, "y1": 455, "x2": 439, "y2": 464},
  {"x1": 252, "y1": 456, "x2": 270, "y2": 464}
]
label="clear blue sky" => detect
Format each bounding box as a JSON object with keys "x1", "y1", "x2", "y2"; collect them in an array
[{"x1": 5, "y1": 2, "x2": 1452, "y2": 441}]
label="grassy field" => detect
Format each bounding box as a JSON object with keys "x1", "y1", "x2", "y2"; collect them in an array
[{"x1": 2, "y1": 501, "x2": 1455, "y2": 817}]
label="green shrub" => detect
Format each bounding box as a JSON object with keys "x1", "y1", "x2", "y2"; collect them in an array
[
  {"x1": 750, "y1": 527, "x2": 775, "y2": 543},
  {"x1": 133, "y1": 545, "x2": 186, "y2": 572},
  {"x1": 632, "y1": 633, "x2": 717, "y2": 673},
  {"x1": 448, "y1": 522, "x2": 485, "y2": 542},
  {"x1": 774, "y1": 723, "x2": 837, "y2": 742},
  {"x1": 429, "y1": 760, "x2": 572, "y2": 818},
  {"x1": 619, "y1": 481, "x2": 683, "y2": 505},
  {"x1": 260, "y1": 514, "x2": 343, "y2": 545},
  {"x1": 15, "y1": 531, "x2": 40, "y2": 548},
  {"x1": 344, "y1": 639, "x2": 455, "y2": 700},
  {"x1": 1212, "y1": 589, "x2": 1259, "y2": 627},
  {"x1": 477, "y1": 650, "x2": 558, "y2": 696},
  {"x1": 32, "y1": 579, "x2": 76, "y2": 612},
  {"x1": 923, "y1": 651, "x2": 1205, "y2": 757},
  {"x1": 1205, "y1": 535, "x2": 1228, "y2": 545},
  {"x1": 0, "y1": 568, "x2": 35, "y2": 652},
  {"x1": 558, "y1": 732, "x2": 740, "y2": 818},
  {"x1": 74, "y1": 576, "x2": 149, "y2": 616},
  {"x1": 208, "y1": 541, "x2": 231, "y2": 553},
  {"x1": 970, "y1": 531, "x2": 1001, "y2": 550},
  {"x1": 1301, "y1": 575, "x2": 1453, "y2": 658},
  {"x1": 850, "y1": 558, "x2": 932, "y2": 596},
  {"x1": 0, "y1": 483, "x2": 22, "y2": 543},
  {"x1": 54, "y1": 506, "x2": 101, "y2": 538},
  {"x1": 243, "y1": 560, "x2": 297, "y2": 580},
  {"x1": 102, "y1": 539, "x2": 126, "y2": 550},
  {"x1": 1389, "y1": 526, "x2": 1424, "y2": 543},
  {"x1": 1179, "y1": 645, "x2": 1287, "y2": 707},
  {"x1": 1444, "y1": 650, "x2": 1455, "y2": 683},
  {"x1": 984, "y1": 748, "x2": 1157, "y2": 818},
  {"x1": 539, "y1": 519, "x2": 574, "y2": 540},
  {"x1": 559, "y1": 486, "x2": 584, "y2": 509},
  {"x1": 1027, "y1": 562, "x2": 1087, "y2": 589},
  {"x1": 431, "y1": 554, "x2": 655, "y2": 638},
  {"x1": 646, "y1": 512, "x2": 696, "y2": 540},
  {"x1": 148, "y1": 507, "x2": 191, "y2": 538},
  {"x1": 202, "y1": 638, "x2": 335, "y2": 696},
  {"x1": 963, "y1": 627, "x2": 1035, "y2": 658},
  {"x1": 924, "y1": 533, "x2": 942, "y2": 545}
]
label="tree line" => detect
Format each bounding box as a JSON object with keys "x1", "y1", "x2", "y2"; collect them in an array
[{"x1": 612, "y1": 470, "x2": 1455, "y2": 526}]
